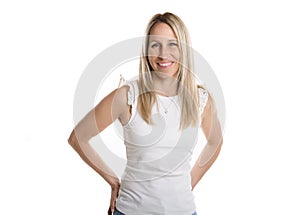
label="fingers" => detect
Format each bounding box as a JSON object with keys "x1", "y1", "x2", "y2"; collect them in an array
[
  {"x1": 107, "y1": 207, "x2": 112, "y2": 215},
  {"x1": 110, "y1": 196, "x2": 116, "y2": 213},
  {"x1": 110, "y1": 203, "x2": 115, "y2": 213},
  {"x1": 108, "y1": 183, "x2": 120, "y2": 215},
  {"x1": 108, "y1": 207, "x2": 115, "y2": 215}
]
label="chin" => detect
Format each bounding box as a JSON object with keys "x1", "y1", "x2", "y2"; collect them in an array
[{"x1": 153, "y1": 70, "x2": 178, "y2": 79}]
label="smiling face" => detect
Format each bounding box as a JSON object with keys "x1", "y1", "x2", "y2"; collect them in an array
[{"x1": 147, "y1": 22, "x2": 180, "y2": 78}]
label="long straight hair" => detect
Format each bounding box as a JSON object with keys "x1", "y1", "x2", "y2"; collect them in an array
[{"x1": 138, "y1": 12, "x2": 200, "y2": 129}]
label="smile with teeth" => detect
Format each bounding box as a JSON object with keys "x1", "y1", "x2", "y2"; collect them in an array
[{"x1": 157, "y1": 62, "x2": 173, "y2": 68}]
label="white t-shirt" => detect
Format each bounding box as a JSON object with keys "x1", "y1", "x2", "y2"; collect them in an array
[{"x1": 116, "y1": 80, "x2": 208, "y2": 215}]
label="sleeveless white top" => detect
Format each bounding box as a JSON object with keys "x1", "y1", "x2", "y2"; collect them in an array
[{"x1": 116, "y1": 80, "x2": 209, "y2": 215}]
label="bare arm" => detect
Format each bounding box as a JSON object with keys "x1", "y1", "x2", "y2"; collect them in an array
[
  {"x1": 191, "y1": 94, "x2": 223, "y2": 190},
  {"x1": 68, "y1": 86, "x2": 130, "y2": 213}
]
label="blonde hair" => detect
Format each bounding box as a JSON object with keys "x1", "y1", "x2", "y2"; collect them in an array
[{"x1": 138, "y1": 12, "x2": 200, "y2": 129}]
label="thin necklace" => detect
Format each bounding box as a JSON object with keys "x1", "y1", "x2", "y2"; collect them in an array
[{"x1": 158, "y1": 97, "x2": 174, "y2": 114}]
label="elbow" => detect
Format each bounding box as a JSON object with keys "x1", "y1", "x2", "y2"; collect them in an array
[
  {"x1": 218, "y1": 136, "x2": 223, "y2": 146},
  {"x1": 207, "y1": 136, "x2": 223, "y2": 147},
  {"x1": 68, "y1": 130, "x2": 79, "y2": 149},
  {"x1": 68, "y1": 130, "x2": 89, "y2": 150}
]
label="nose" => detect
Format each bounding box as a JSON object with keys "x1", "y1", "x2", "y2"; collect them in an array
[{"x1": 159, "y1": 45, "x2": 169, "y2": 59}]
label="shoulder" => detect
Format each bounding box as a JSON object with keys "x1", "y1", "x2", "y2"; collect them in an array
[
  {"x1": 119, "y1": 79, "x2": 139, "y2": 105},
  {"x1": 113, "y1": 85, "x2": 130, "y2": 107},
  {"x1": 94, "y1": 85, "x2": 129, "y2": 114}
]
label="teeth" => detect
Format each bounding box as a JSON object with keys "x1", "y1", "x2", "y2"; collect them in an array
[{"x1": 158, "y1": 62, "x2": 172, "y2": 67}]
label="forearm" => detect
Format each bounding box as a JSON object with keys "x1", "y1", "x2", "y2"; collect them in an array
[
  {"x1": 191, "y1": 140, "x2": 222, "y2": 190},
  {"x1": 68, "y1": 136, "x2": 119, "y2": 188}
]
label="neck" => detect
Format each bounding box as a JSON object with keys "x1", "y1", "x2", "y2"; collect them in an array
[{"x1": 152, "y1": 72, "x2": 178, "y2": 97}]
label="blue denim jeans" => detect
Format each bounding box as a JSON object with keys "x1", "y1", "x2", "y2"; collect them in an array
[{"x1": 113, "y1": 208, "x2": 197, "y2": 215}]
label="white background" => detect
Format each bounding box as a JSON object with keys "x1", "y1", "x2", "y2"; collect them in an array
[{"x1": 1, "y1": 0, "x2": 299, "y2": 214}]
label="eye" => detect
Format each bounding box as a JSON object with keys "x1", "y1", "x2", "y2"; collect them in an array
[
  {"x1": 169, "y1": 42, "x2": 178, "y2": 47},
  {"x1": 151, "y1": 43, "x2": 159, "y2": 48}
]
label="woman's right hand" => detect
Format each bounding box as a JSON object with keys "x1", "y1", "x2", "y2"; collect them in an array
[{"x1": 107, "y1": 182, "x2": 120, "y2": 215}]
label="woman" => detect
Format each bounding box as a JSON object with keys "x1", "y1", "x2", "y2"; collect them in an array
[{"x1": 68, "y1": 12, "x2": 223, "y2": 215}]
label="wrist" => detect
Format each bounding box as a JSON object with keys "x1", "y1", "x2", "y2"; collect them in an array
[{"x1": 110, "y1": 178, "x2": 120, "y2": 189}]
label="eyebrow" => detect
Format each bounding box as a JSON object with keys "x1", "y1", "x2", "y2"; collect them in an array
[{"x1": 149, "y1": 39, "x2": 178, "y2": 43}]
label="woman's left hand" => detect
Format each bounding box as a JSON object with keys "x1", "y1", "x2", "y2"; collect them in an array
[{"x1": 107, "y1": 182, "x2": 120, "y2": 215}]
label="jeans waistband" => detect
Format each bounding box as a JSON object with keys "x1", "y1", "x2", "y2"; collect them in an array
[{"x1": 113, "y1": 208, "x2": 197, "y2": 215}]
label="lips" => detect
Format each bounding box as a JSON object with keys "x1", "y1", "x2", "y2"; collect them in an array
[{"x1": 157, "y1": 62, "x2": 173, "y2": 69}]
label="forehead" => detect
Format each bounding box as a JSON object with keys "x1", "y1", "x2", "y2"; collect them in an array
[{"x1": 149, "y1": 22, "x2": 177, "y2": 40}]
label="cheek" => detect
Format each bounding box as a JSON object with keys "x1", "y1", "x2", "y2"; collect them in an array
[
  {"x1": 172, "y1": 49, "x2": 180, "y2": 61},
  {"x1": 147, "y1": 56, "x2": 157, "y2": 68}
]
